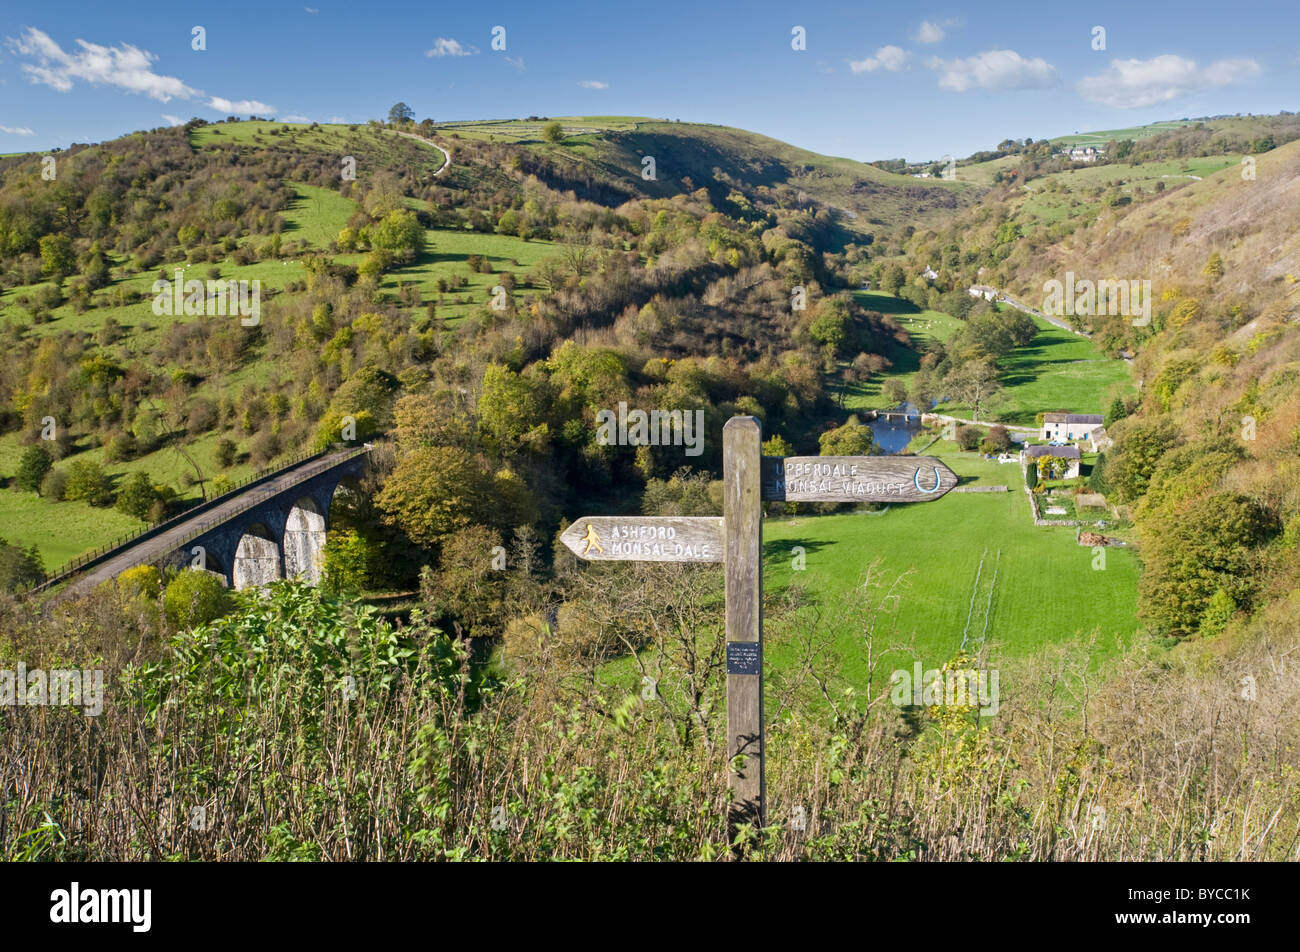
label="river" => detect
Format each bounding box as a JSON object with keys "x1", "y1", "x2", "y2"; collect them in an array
[{"x1": 869, "y1": 403, "x2": 927, "y2": 455}]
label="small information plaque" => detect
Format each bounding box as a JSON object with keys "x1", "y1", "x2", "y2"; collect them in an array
[{"x1": 726, "y1": 641, "x2": 761, "y2": 676}]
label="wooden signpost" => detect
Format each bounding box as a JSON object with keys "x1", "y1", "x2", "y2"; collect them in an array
[{"x1": 560, "y1": 415, "x2": 958, "y2": 846}]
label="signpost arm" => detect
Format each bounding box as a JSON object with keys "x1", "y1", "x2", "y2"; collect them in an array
[{"x1": 724, "y1": 416, "x2": 764, "y2": 843}]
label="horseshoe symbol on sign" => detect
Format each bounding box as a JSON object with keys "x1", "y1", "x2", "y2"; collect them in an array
[{"x1": 914, "y1": 466, "x2": 941, "y2": 493}]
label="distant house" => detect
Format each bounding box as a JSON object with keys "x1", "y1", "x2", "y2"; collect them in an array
[
  {"x1": 1041, "y1": 413, "x2": 1104, "y2": 442},
  {"x1": 968, "y1": 284, "x2": 998, "y2": 301},
  {"x1": 1022, "y1": 444, "x2": 1082, "y2": 479},
  {"x1": 921, "y1": 265, "x2": 939, "y2": 281}
]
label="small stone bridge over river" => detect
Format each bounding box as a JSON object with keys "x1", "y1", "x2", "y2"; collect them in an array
[{"x1": 42, "y1": 447, "x2": 370, "y2": 601}]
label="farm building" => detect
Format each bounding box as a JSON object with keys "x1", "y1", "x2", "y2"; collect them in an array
[
  {"x1": 1041, "y1": 413, "x2": 1104, "y2": 442},
  {"x1": 968, "y1": 284, "x2": 998, "y2": 301},
  {"x1": 1022, "y1": 444, "x2": 1082, "y2": 479}
]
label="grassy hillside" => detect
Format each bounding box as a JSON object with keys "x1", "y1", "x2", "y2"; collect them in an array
[{"x1": 439, "y1": 116, "x2": 972, "y2": 243}]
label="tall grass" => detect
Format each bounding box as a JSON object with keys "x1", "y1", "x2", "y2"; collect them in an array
[{"x1": 1, "y1": 576, "x2": 1296, "y2": 861}]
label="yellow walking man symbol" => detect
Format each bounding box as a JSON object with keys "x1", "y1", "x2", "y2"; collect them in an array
[{"x1": 580, "y1": 523, "x2": 603, "y2": 557}]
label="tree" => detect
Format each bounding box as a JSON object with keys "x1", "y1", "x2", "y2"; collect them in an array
[
  {"x1": 39, "y1": 234, "x2": 74, "y2": 278},
  {"x1": 420, "y1": 525, "x2": 508, "y2": 638},
  {"x1": 82, "y1": 248, "x2": 110, "y2": 290},
  {"x1": 762, "y1": 434, "x2": 794, "y2": 457},
  {"x1": 985, "y1": 425, "x2": 1012, "y2": 452},
  {"x1": 115, "y1": 472, "x2": 158, "y2": 521},
  {"x1": 0, "y1": 538, "x2": 44, "y2": 592},
  {"x1": 496, "y1": 209, "x2": 522, "y2": 236},
  {"x1": 387, "y1": 102, "x2": 415, "y2": 125},
  {"x1": 943, "y1": 359, "x2": 1002, "y2": 422},
  {"x1": 15, "y1": 445, "x2": 52, "y2": 493},
  {"x1": 1105, "y1": 396, "x2": 1129, "y2": 427},
  {"x1": 64, "y1": 459, "x2": 113, "y2": 506},
  {"x1": 881, "y1": 264, "x2": 906, "y2": 296},
  {"x1": 320, "y1": 528, "x2": 381, "y2": 596},
  {"x1": 1106, "y1": 418, "x2": 1182, "y2": 502},
  {"x1": 478, "y1": 364, "x2": 549, "y2": 455},
  {"x1": 163, "y1": 569, "x2": 231, "y2": 629},
  {"x1": 1036, "y1": 454, "x2": 1070, "y2": 480},
  {"x1": 375, "y1": 445, "x2": 496, "y2": 547},
  {"x1": 1138, "y1": 492, "x2": 1279, "y2": 637},
  {"x1": 370, "y1": 209, "x2": 423, "y2": 261},
  {"x1": 541, "y1": 121, "x2": 564, "y2": 143},
  {"x1": 818, "y1": 416, "x2": 874, "y2": 456},
  {"x1": 808, "y1": 296, "x2": 856, "y2": 358}
]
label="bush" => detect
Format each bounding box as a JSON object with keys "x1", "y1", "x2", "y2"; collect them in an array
[
  {"x1": 215, "y1": 439, "x2": 238, "y2": 468},
  {"x1": 163, "y1": 569, "x2": 231, "y2": 629},
  {"x1": 985, "y1": 425, "x2": 1011, "y2": 452},
  {"x1": 64, "y1": 459, "x2": 114, "y2": 507},
  {"x1": 955, "y1": 425, "x2": 984, "y2": 451},
  {"x1": 39, "y1": 468, "x2": 67, "y2": 501},
  {"x1": 118, "y1": 564, "x2": 163, "y2": 601},
  {"x1": 115, "y1": 472, "x2": 159, "y2": 521}
]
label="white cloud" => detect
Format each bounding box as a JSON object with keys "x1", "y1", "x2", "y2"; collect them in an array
[
  {"x1": 504, "y1": 55, "x2": 525, "y2": 71},
  {"x1": 928, "y1": 49, "x2": 1057, "y2": 92},
  {"x1": 577, "y1": 79, "x2": 608, "y2": 89},
  {"x1": 329, "y1": 115, "x2": 347, "y2": 123},
  {"x1": 209, "y1": 96, "x2": 276, "y2": 114},
  {"x1": 304, "y1": 6, "x2": 319, "y2": 13},
  {"x1": 160, "y1": 114, "x2": 184, "y2": 126},
  {"x1": 7, "y1": 27, "x2": 198, "y2": 101},
  {"x1": 1076, "y1": 55, "x2": 1261, "y2": 108},
  {"x1": 281, "y1": 114, "x2": 312, "y2": 122},
  {"x1": 849, "y1": 45, "x2": 908, "y2": 74},
  {"x1": 915, "y1": 18, "x2": 958, "y2": 44},
  {"x1": 426, "y1": 37, "x2": 477, "y2": 57},
  {"x1": 0, "y1": 124, "x2": 35, "y2": 135}
]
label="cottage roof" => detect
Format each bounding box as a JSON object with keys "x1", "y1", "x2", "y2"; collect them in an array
[
  {"x1": 1043, "y1": 413, "x2": 1103, "y2": 425},
  {"x1": 1025, "y1": 444, "x2": 1081, "y2": 459}
]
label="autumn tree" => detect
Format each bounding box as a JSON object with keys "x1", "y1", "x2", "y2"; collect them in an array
[
  {"x1": 943, "y1": 359, "x2": 1002, "y2": 422},
  {"x1": 818, "y1": 416, "x2": 874, "y2": 455}
]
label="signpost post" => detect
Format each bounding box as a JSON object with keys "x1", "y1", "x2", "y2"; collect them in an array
[{"x1": 559, "y1": 415, "x2": 958, "y2": 848}]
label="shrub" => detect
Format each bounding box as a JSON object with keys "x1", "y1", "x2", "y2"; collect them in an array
[
  {"x1": 163, "y1": 569, "x2": 231, "y2": 629},
  {"x1": 64, "y1": 459, "x2": 114, "y2": 507},
  {"x1": 39, "y1": 468, "x2": 67, "y2": 501},
  {"x1": 955, "y1": 425, "x2": 984, "y2": 451}
]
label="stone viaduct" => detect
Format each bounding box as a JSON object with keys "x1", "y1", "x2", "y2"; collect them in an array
[{"x1": 53, "y1": 447, "x2": 370, "y2": 600}]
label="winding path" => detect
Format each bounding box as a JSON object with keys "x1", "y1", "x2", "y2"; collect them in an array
[{"x1": 390, "y1": 130, "x2": 451, "y2": 177}]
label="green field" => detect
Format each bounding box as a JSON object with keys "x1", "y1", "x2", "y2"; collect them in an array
[
  {"x1": 330, "y1": 227, "x2": 555, "y2": 323},
  {"x1": 1050, "y1": 121, "x2": 1196, "y2": 146},
  {"x1": 843, "y1": 290, "x2": 964, "y2": 410},
  {"x1": 762, "y1": 444, "x2": 1140, "y2": 685},
  {"x1": 937, "y1": 313, "x2": 1133, "y2": 425},
  {"x1": 0, "y1": 489, "x2": 143, "y2": 568}
]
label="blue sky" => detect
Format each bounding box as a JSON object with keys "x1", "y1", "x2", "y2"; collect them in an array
[{"x1": 2, "y1": 0, "x2": 1297, "y2": 161}]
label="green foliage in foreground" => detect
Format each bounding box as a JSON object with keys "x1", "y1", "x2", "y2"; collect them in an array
[{"x1": 3, "y1": 579, "x2": 1296, "y2": 862}]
